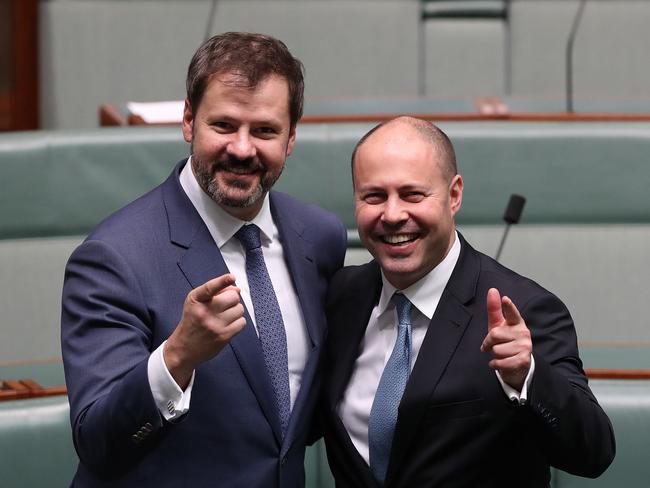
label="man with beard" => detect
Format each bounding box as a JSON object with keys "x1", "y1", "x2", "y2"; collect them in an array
[{"x1": 61, "y1": 32, "x2": 346, "y2": 486}]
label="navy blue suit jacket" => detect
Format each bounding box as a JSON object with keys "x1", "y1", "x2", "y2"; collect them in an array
[
  {"x1": 62, "y1": 160, "x2": 347, "y2": 486},
  {"x1": 322, "y1": 234, "x2": 614, "y2": 488}
]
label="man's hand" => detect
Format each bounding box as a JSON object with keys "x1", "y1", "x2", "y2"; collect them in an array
[
  {"x1": 480, "y1": 288, "x2": 532, "y2": 391},
  {"x1": 164, "y1": 273, "x2": 246, "y2": 388}
]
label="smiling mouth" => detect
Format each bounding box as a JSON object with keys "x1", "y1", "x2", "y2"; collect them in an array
[
  {"x1": 221, "y1": 166, "x2": 260, "y2": 176},
  {"x1": 381, "y1": 234, "x2": 418, "y2": 245}
]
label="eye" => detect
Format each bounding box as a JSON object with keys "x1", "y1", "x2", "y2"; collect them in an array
[
  {"x1": 362, "y1": 193, "x2": 386, "y2": 205},
  {"x1": 403, "y1": 192, "x2": 425, "y2": 203},
  {"x1": 253, "y1": 126, "x2": 278, "y2": 138},
  {"x1": 211, "y1": 121, "x2": 234, "y2": 132}
]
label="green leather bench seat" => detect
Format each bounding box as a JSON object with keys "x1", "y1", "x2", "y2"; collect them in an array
[
  {"x1": 0, "y1": 128, "x2": 188, "y2": 239},
  {"x1": 3, "y1": 121, "x2": 649, "y2": 239},
  {"x1": 1, "y1": 121, "x2": 650, "y2": 486},
  {"x1": 579, "y1": 347, "x2": 650, "y2": 372},
  {"x1": 2, "y1": 122, "x2": 650, "y2": 362},
  {"x1": 552, "y1": 380, "x2": 650, "y2": 488},
  {"x1": 0, "y1": 396, "x2": 76, "y2": 488},
  {"x1": 2, "y1": 380, "x2": 646, "y2": 488}
]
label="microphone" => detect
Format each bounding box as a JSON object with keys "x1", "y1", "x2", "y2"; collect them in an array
[
  {"x1": 204, "y1": 0, "x2": 219, "y2": 42},
  {"x1": 495, "y1": 194, "x2": 526, "y2": 262},
  {"x1": 566, "y1": 0, "x2": 588, "y2": 113}
]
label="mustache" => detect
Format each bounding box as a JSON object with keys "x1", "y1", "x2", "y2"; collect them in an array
[{"x1": 214, "y1": 156, "x2": 264, "y2": 172}]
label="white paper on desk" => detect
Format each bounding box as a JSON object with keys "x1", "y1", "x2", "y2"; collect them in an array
[{"x1": 126, "y1": 100, "x2": 184, "y2": 123}]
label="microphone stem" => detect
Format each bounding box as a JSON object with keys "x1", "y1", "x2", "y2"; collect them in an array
[
  {"x1": 566, "y1": 0, "x2": 587, "y2": 113},
  {"x1": 495, "y1": 224, "x2": 511, "y2": 262},
  {"x1": 204, "y1": 0, "x2": 218, "y2": 42}
]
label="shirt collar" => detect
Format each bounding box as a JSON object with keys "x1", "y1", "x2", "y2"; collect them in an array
[
  {"x1": 377, "y1": 231, "x2": 461, "y2": 320},
  {"x1": 179, "y1": 157, "x2": 275, "y2": 248}
]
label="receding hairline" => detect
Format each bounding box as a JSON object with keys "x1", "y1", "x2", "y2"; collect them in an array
[{"x1": 351, "y1": 116, "x2": 458, "y2": 184}]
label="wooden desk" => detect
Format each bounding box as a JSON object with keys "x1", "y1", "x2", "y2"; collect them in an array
[
  {"x1": 0, "y1": 359, "x2": 67, "y2": 401},
  {"x1": 100, "y1": 96, "x2": 650, "y2": 127}
]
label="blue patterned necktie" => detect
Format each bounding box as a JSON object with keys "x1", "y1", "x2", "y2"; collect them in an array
[
  {"x1": 368, "y1": 293, "x2": 413, "y2": 485},
  {"x1": 235, "y1": 224, "x2": 291, "y2": 436}
]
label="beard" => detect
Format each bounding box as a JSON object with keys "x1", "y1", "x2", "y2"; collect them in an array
[{"x1": 192, "y1": 154, "x2": 284, "y2": 209}]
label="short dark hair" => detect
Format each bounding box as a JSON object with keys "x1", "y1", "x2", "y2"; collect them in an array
[
  {"x1": 351, "y1": 116, "x2": 458, "y2": 185},
  {"x1": 186, "y1": 32, "x2": 305, "y2": 127}
]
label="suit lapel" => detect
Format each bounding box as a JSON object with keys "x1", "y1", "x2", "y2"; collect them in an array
[
  {"x1": 269, "y1": 193, "x2": 328, "y2": 450},
  {"x1": 327, "y1": 262, "x2": 382, "y2": 409},
  {"x1": 387, "y1": 236, "x2": 480, "y2": 485},
  {"x1": 270, "y1": 193, "x2": 321, "y2": 347},
  {"x1": 327, "y1": 263, "x2": 383, "y2": 486},
  {"x1": 163, "y1": 164, "x2": 283, "y2": 444}
]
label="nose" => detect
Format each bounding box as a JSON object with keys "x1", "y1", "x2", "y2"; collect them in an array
[
  {"x1": 227, "y1": 128, "x2": 256, "y2": 160},
  {"x1": 380, "y1": 196, "x2": 408, "y2": 226}
]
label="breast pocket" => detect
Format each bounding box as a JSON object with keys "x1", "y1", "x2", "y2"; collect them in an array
[{"x1": 425, "y1": 398, "x2": 486, "y2": 424}]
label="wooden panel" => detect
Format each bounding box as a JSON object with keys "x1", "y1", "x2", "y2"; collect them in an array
[
  {"x1": 0, "y1": 0, "x2": 38, "y2": 131},
  {"x1": 586, "y1": 369, "x2": 650, "y2": 380},
  {"x1": 99, "y1": 101, "x2": 650, "y2": 127},
  {"x1": 0, "y1": 378, "x2": 67, "y2": 401}
]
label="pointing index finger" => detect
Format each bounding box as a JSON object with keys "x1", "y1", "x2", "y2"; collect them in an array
[{"x1": 194, "y1": 274, "x2": 237, "y2": 303}]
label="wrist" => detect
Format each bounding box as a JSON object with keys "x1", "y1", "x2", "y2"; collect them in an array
[{"x1": 163, "y1": 338, "x2": 195, "y2": 389}]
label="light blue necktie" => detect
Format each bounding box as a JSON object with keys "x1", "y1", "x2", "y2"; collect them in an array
[
  {"x1": 368, "y1": 293, "x2": 413, "y2": 485},
  {"x1": 235, "y1": 224, "x2": 291, "y2": 436}
]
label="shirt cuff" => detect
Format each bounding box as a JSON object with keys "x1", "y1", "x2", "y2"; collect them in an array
[
  {"x1": 496, "y1": 355, "x2": 535, "y2": 405},
  {"x1": 147, "y1": 340, "x2": 195, "y2": 421}
]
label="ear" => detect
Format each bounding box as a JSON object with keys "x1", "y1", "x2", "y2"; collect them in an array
[
  {"x1": 449, "y1": 174, "x2": 463, "y2": 216},
  {"x1": 286, "y1": 125, "x2": 297, "y2": 156},
  {"x1": 182, "y1": 98, "x2": 194, "y2": 144}
]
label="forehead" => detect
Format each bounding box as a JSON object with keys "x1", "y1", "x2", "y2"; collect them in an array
[
  {"x1": 197, "y1": 73, "x2": 290, "y2": 115},
  {"x1": 354, "y1": 125, "x2": 445, "y2": 185}
]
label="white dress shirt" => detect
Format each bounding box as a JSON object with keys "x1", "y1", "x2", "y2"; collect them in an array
[
  {"x1": 147, "y1": 158, "x2": 309, "y2": 420},
  {"x1": 338, "y1": 232, "x2": 534, "y2": 464}
]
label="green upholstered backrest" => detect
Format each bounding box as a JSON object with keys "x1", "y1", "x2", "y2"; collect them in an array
[
  {"x1": 0, "y1": 396, "x2": 77, "y2": 487},
  {"x1": 0, "y1": 381, "x2": 646, "y2": 488},
  {"x1": 2, "y1": 122, "x2": 650, "y2": 361},
  {"x1": 2, "y1": 121, "x2": 650, "y2": 240},
  {"x1": 2, "y1": 123, "x2": 650, "y2": 486},
  {"x1": 552, "y1": 380, "x2": 650, "y2": 487},
  {"x1": 0, "y1": 128, "x2": 187, "y2": 239},
  {"x1": 288, "y1": 121, "x2": 650, "y2": 228}
]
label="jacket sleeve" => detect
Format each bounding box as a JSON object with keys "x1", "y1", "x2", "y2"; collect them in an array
[
  {"x1": 61, "y1": 239, "x2": 166, "y2": 477},
  {"x1": 522, "y1": 291, "x2": 616, "y2": 478}
]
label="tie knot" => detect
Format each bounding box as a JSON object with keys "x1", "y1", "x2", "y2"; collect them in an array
[
  {"x1": 392, "y1": 293, "x2": 412, "y2": 326},
  {"x1": 235, "y1": 224, "x2": 262, "y2": 251}
]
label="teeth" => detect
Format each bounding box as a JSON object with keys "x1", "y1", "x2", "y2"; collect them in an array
[{"x1": 383, "y1": 234, "x2": 417, "y2": 244}]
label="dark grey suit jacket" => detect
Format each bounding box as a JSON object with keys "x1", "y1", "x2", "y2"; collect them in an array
[{"x1": 322, "y1": 234, "x2": 614, "y2": 488}]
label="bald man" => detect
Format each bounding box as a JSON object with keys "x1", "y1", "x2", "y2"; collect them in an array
[{"x1": 321, "y1": 117, "x2": 614, "y2": 488}]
